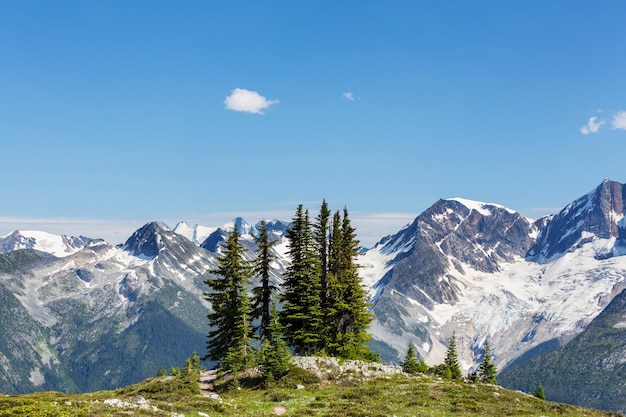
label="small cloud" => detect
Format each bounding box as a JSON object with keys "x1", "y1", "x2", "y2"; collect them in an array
[
  {"x1": 342, "y1": 92, "x2": 355, "y2": 101},
  {"x1": 580, "y1": 116, "x2": 605, "y2": 135},
  {"x1": 612, "y1": 111, "x2": 626, "y2": 130},
  {"x1": 224, "y1": 88, "x2": 278, "y2": 114}
]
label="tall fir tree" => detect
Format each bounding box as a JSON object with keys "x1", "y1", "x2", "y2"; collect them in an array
[
  {"x1": 220, "y1": 291, "x2": 254, "y2": 376},
  {"x1": 401, "y1": 343, "x2": 422, "y2": 374},
  {"x1": 478, "y1": 341, "x2": 497, "y2": 384},
  {"x1": 534, "y1": 383, "x2": 546, "y2": 400},
  {"x1": 334, "y1": 208, "x2": 375, "y2": 359},
  {"x1": 259, "y1": 301, "x2": 292, "y2": 381},
  {"x1": 251, "y1": 220, "x2": 278, "y2": 342},
  {"x1": 204, "y1": 225, "x2": 254, "y2": 371},
  {"x1": 324, "y1": 210, "x2": 344, "y2": 353},
  {"x1": 315, "y1": 200, "x2": 331, "y2": 313},
  {"x1": 444, "y1": 332, "x2": 462, "y2": 380},
  {"x1": 279, "y1": 205, "x2": 323, "y2": 355}
]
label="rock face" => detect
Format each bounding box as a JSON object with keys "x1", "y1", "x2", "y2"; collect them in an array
[
  {"x1": 122, "y1": 222, "x2": 173, "y2": 259},
  {"x1": 528, "y1": 179, "x2": 626, "y2": 263},
  {"x1": 371, "y1": 198, "x2": 538, "y2": 309}
]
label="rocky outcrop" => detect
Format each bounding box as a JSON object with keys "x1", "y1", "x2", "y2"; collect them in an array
[{"x1": 292, "y1": 356, "x2": 403, "y2": 380}]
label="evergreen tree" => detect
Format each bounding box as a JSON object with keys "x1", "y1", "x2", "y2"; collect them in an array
[
  {"x1": 182, "y1": 351, "x2": 205, "y2": 377},
  {"x1": 259, "y1": 301, "x2": 292, "y2": 381},
  {"x1": 333, "y1": 208, "x2": 375, "y2": 359},
  {"x1": 402, "y1": 343, "x2": 423, "y2": 374},
  {"x1": 478, "y1": 341, "x2": 497, "y2": 384},
  {"x1": 204, "y1": 225, "x2": 254, "y2": 372},
  {"x1": 221, "y1": 286, "x2": 254, "y2": 376},
  {"x1": 324, "y1": 210, "x2": 344, "y2": 353},
  {"x1": 251, "y1": 220, "x2": 278, "y2": 342},
  {"x1": 444, "y1": 332, "x2": 462, "y2": 380},
  {"x1": 467, "y1": 370, "x2": 479, "y2": 383},
  {"x1": 315, "y1": 200, "x2": 331, "y2": 314},
  {"x1": 280, "y1": 205, "x2": 323, "y2": 355},
  {"x1": 534, "y1": 383, "x2": 546, "y2": 400}
]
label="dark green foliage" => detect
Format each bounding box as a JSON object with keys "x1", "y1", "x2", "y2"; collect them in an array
[
  {"x1": 272, "y1": 366, "x2": 322, "y2": 388},
  {"x1": 324, "y1": 210, "x2": 344, "y2": 353},
  {"x1": 259, "y1": 303, "x2": 292, "y2": 381},
  {"x1": 443, "y1": 332, "x2": 462, "y2": 380},
  {"x1": 65, "y1": 299, "x2": 206, "y2": 393},
  {"x1": 401, "y1": 343, "x2": 426, "y2": 374},
  {"x1": 535, "y1": 383, "x2": 546, "y2": 400},
  {"x1": 334, "y1": 209, "x2": 376, "y2": 359},
  {"x1": 315, "y1": 199, "x2": 331, "y2": 313},
  {"x1": 251, "y1": 220, "x2": 278, "y2": 342},
  {"x1": 280, "y1": 202, "x2": 376, "y2": 360},
  {"x1": 204, "y1": 225, "x2": 254, "y2": 371},
  {"x1": 280, "y1": 205, "x2": 323, "y2": 355},
  {"x1": 467, "y1": 370, "x2": 479, "y2": 383},
  {"x1": 324, "y1": 208, "x2": 376, "y2": 360},
  {"x1": 478, "y1": 341, "x2": 497, "y2": 384}
]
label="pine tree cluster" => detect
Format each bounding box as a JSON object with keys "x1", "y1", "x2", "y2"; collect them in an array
[
  {"x1": 280, "y1": 201, "x2": 377, "y2": 360},
  {"x1": 204, "y1": 201, "x2": 377, "y2": 380},
  {"x1": 401, "y1": 333, "x2": 499, "y2": 386}
]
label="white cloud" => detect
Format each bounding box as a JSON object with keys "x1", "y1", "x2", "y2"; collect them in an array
[
  {"x1": 342, "y1": 92, "x2": 355, "y2": 101},
  {"x1": 612, "y1": 111, "x2": 626, "y2": 130},
  {"x1": 224, "y1": 88, "x2": 278, "y2": 114},
  {"x1": 580, "y1": 116, "x2": 605, "y2": 135}
]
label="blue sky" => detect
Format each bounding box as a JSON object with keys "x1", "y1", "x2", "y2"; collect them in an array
[{"x1": 2, "y1": 1, "x2": 626, "y2": 246}]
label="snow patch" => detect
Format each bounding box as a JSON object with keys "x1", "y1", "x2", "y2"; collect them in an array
[{"x1": 448, "y1": 198, "x2": 516, "y2": 215}]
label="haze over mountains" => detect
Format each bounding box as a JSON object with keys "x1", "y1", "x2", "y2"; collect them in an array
[{"x1": 2, "y1": 179, "x2": 626, "y2": 412}]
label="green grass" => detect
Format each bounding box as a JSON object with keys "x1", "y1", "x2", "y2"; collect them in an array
[{"x1": 0, "y1": 370, "x2": 622, "y2": 417}]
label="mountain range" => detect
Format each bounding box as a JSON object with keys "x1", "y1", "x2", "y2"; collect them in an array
[
  {"x1": 1, "y1": 179, "x2": 626, "y2": 412},
  {"x1": 360, "y1": 179, "x2": 626, "y2": 373}
]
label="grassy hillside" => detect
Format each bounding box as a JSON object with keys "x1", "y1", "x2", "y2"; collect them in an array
[{"x1": 0, "y1": 362, "x2": 622, "y2": 417}]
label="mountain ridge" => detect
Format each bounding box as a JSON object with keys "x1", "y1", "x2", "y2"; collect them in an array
[{"x1": 361, "y1": 179, "x2": 626, "y2": 374}]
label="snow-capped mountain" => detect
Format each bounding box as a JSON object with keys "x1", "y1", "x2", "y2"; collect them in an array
[
  {"x1": 0, "y1": 222, "x2": 218, "y2": 394},
  {"x1": 172, "y1": 221, "x2": 216, "y2": 245},
  {"x1": 0, "y1": 230, "x2": 91, "y2": 257},
  {"x1": 196, "y1": 218, "x2": 291, "y2": 272},
  {"x1": 0, "y1": 217, "x2": 292, "y2": 394},
  {"x1": 197, "y1": 217, "x2": 288, "y2": 252},
  {"x1": 360, "y1": 179, "x2": 626, "y2": 373},
  {"x1": 528, "y1": 179, "x2": 626, "y2": 263}
]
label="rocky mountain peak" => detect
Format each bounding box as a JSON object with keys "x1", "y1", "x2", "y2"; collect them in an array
[
  {"x1": 259, "y1": 219, "x2": 291, "y2": 235},
  {"x1": 527, "y1": 179, "x2": 626, "y2": 263},
  {"x1": 122, "y1": 222, "x2": 172, "y2": 259}
]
